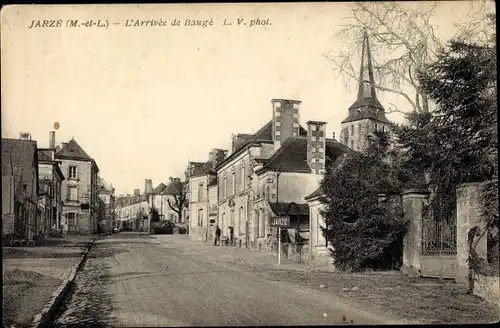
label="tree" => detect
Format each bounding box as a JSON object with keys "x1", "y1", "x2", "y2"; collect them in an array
[
  {"x1": 393, "y1": 12, "x2": 497, "y2": 292},
  {"x1": 326, "y1": 1, "x2": 493, "y2": 114},
  {"x1": 167, "y1": 177, "x2": 188, "y2": 223},
  {"x1": 320, "y1": 131, "x2": 407, "y2": 271}
]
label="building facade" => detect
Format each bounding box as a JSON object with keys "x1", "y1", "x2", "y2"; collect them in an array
[
  {"x1": 55, "y1": 138, "x2": 100, "y2": 234},
  {"x1": 98, "y1": 177, "x2": 116, "y2": 232},
  {"x1": 1, "y1": 136, "x2": 39, "y2": 241},
  {"x1": 186, "y1": 151, "x2": 226, "y2": 241},
  {"x1": 38, "y1": 145, "x2": 65, "y2": 235}
]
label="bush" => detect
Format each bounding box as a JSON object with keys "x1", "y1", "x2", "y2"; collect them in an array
[
  {"x1": 27, "y1": 240, "x2": 35, "y2": 247},
  {"x1": 20, "y1": 240, "x2": 27, "y2": 247},
  {"x1": 13, "y1": 240, "x2": 20, "y2": 247}
]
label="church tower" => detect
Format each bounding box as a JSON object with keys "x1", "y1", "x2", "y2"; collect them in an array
[{"x1": 340, "y1": 31, "x2": 391, "y2": 152}]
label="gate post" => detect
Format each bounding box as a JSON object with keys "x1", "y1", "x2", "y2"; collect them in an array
[
  {"x1": 401, "y1": 189, "x2": 430, "y2": 277},
  {"x1": 456, "y1": 182, "x2": 488, "y2": 284}
]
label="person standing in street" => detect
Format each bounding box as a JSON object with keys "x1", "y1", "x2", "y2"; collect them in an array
[
  {"x1": 229, "y1": 226, "x2": 234, "y2": 245},
  {"x1": 215, "y1": 225, "x2": 221, "y2": 246}
]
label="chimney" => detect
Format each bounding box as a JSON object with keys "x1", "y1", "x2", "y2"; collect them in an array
[
  {"x1": 134, "y1": 189, "x2": 140, "y2": 197},
  {"x1": 19, "y1": 132, "x2": 32, "y2": 141},
  {"x1": 49, "y1": 131, "x2": 56, "y2": 148},
  {"x1": 271, "y1": 99, "x2": 301, "y2": 150},
  {"x1": 210, "y1": 148, "x2": 228, "y2": 170},
  {"x1": 306, "y1": 121, "x2": 327, "y2": 175}
]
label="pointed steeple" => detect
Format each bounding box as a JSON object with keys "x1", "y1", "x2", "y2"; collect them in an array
[{"x1": 341, "y1": 31, "x2": 389, "y2": 124}]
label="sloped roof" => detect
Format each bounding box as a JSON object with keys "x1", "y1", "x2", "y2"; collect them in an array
[
  {"x1": 257, "y1": 137, "x2": 356, "y2": 174},
  {"x1": 55, "y1": 138, "x2": 93, "y2": 161},
  {"x1": 37, "y1": 149, "x2": 53, "y2": 161},
  {"x1": 98, "y1": 177, "x2": 114, "y2": 192},
  {"x1": 305, "y1": 187, "x2": 324, "y2": 201},
  {"x1": 1, "y1": 138, "x2": 38, "y2": 189},
  {"x1": 342, "y1": 32, "x2": 390, "y2": 125}
]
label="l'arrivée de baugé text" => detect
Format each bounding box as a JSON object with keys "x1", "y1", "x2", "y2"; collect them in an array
[{"x1": 27, "y1": 17, "x2": 272, "y2": 29}]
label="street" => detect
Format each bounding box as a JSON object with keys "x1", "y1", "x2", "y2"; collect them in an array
[{"x1": 51, "y1": 233, "x2": 408, "y2": 327}]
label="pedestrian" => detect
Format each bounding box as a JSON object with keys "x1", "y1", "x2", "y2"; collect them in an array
[
  {"x1": 215, "y1": 225, "x2": 221, "y2": 246},
  {"x1": 229, "y1": 226, "x2": 234, "y2": 245}
]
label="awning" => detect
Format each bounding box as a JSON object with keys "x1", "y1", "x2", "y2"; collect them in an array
[{"x1": 267, "y1": 202, "x2": 309, "y2": 216}]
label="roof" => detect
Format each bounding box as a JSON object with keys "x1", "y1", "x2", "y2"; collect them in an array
[
  {"x1": 188, "y1": 161, "x2": 215, "y2": 179},
  {"x1": 98, "y1": 177, "x2": 114, "y2": 192},
  {"x1": 55, "y1": 138, "x2": 93, "y2": 161},
  {"x1": 1, "y1": 138, "x2": 39, "y2": 192},
  {"x1": 342, "y1": 32, "x2": 390, "y2": 125},
  {"x1": 257, "y1": 137, "x2": 356, "y2": 174},
  {"x1": 305, "y1": 187, "x2": 324, "y2": 201},
  {"x1": 152, "y1": 182, "x2": 182, "y2": 195},
  {"x1": 37, "y1": 149, "x2": 53, "y2": 161},
  {"x1": 218, "y1": 120, "x2": 308, "y2": 171},
  {"x1": 268, "y1": 202, "x2": 310, "y2": 216}
]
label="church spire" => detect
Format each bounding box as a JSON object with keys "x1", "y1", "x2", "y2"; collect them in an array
[
  {"x1": 341, "y1": 31, "x2": 388, "y2": 124},
  {"x1": 356, "y1": 30, "x2": 379, "y2": 105}
]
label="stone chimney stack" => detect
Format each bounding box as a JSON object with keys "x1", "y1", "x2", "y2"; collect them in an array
[
  {"x1": 271, "y1": 99, "x2": 301, "y2": 150},
  {"x1": 144, "y1": 178, "x2": 153, "y2": 195},
  {"x1": 210, "y1": 148, "x2": 228, "y2": 170},
  {"x1": 306, "y1": 121, "x2": 327, "y2": 175},
  {"x1": 49, "y1": 131, "x2": 56, "y2": 148}
]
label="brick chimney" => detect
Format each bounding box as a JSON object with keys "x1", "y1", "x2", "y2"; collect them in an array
[
  {"x1": 49, "y1": 131, "x2": 56, "y2": 148},
  {"x1": 306, "y1": 121, "x2": 327, "y2": 175},
  {"x1": 209, "y1": 148, "x2": 228, "y2": 170},
  {"x1": 271, "y1": 99, "x2": 301, "y2": 150}
]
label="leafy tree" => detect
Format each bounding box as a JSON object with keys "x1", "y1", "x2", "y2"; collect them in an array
[
  {"x1": 320, "y1": 131, "x2": 407, "y2": 271},
  {"x1": 393, "y1": 12, "x2": 497, "y2": 292},
  {"x1": 167, "y1": 177, "x2": 188, "y2": 223}
]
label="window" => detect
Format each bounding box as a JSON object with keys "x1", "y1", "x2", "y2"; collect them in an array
[
  {"x1": 240, "y1": 165, "x2": 245, "y2": 192},
  {"x1": 221, "y1": 213, "x2": 225, "y2": 230},
  {"x1": 232, "y1": 172, "x2": 236, "y2": 196},
  {"x1": 170, "y1": 214, "x2": 175, "y2": 221},
  {"x1": 223, "y1": 177, "x2": 227, "y2": 199},
  {"x1": 197, "y1": 184, "x2": 203, "y2": 202},
  {"x1": 69, "y1": 186, "x2": 78, "y2": 201},
  {"x1": 382, "y1": 125, "x2": 385, "y2": 132},
  {"x1": 375, "y1": 123, "x2": 378, "y2": 132},
  {"x1": 351, "y1": 125, "x2": 354, "y2": 135},
  {"x1": 358, "y1": 123, "x2": 361, "y2": 132},
  {"x1": 69, "y1": 166, "x2": 77, "y2": 179},
  {"x1": 198, "y1": 209, "x2": 203, "y2": 226},
  {"x1": 255, "y1": 210, "x2": 259, "y2": 238},
  {"x1": 351, "y1": 140, "x2": 354, "y2": 149},
  {"x1": 230, "y1": 209, "x2": 235, "y2": 228}
]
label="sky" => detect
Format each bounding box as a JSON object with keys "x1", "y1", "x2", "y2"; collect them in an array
[{"x1": 1, "y1": 2, "x2": 493, "y2": 195}]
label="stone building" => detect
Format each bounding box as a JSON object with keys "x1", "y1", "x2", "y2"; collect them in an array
[
  {"x1": 186, "y1": 150, "x2": 227, "y2": 241},
  {"x1": 98, "y1": 177, "x2": 116, "y2": 232},
  {"x1": 1, "y1": 135, "x2": 39, "y2": 241},
  {"x1": 339, "y1": 31, "x2": 391, "y2": 152},
  {"x1": 37, "y1": 141, "x2": 65, "y2": 235},
  {"x1": 215, "y1": 99, "x2": 353, "y2": 253},
  {"x1": 149, "y1": 180, "x2": 186, "y2": 223},
  {"x1": 55, "y1": 138, "x2": 100, "y2": 234}
]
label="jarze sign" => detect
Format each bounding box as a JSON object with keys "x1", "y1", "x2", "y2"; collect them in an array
[{"x1": 269, "y1": 216, "x2": 290, "y2": 228}]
